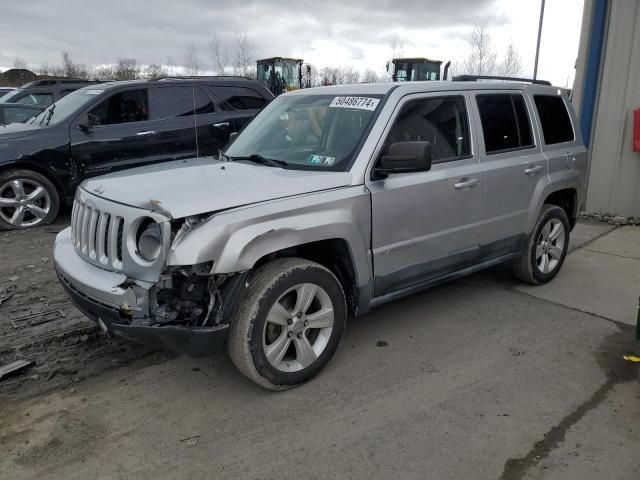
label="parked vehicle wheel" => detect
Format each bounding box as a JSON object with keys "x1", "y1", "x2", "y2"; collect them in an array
[
  {"x1": 514, "y1": 204, "x2": 570, "y2": 285},
  {"x1": 228, "y1": 258, "x2": 347, "y2": 390},
  {"x1": 0, "y1": 169, "x2": 60, "y2": 230}
]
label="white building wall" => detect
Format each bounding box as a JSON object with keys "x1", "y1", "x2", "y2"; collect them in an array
[{"x1": 583, "y1": 1, "x2": 640, "y2": 217}]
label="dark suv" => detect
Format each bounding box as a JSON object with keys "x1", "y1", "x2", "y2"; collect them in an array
[
  {"x1": 0, "y1": 79, "x2": 99, "y2": 106},
  {"x1": 0, "y1": 77, "x2": 273, "y2": 229}
]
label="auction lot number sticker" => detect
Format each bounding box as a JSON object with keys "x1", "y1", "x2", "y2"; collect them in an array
[{"x1": 329, "y1": 96, "x2": 380, "y2": 111}]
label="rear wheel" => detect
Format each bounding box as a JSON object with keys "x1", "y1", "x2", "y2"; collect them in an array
[
  {"x1": 0, "y1": 169, "x2": 59, "y2": 230},
  {"x1": 513, "y1": 204, "x2": 570, "y2": 284},
  {"x1": 228, "y1": 258, "x2": 347, "y2": 390}
]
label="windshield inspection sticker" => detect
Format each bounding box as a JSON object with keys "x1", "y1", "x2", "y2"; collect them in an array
[
  {"x1": 329, "y1": 96, "x2": 379, "y2": 111},
  {"x1": 83, "y1": 90, "x2": 103, "y2": 95},
  {"x1": 308, "y1": 154, "x2": 336, "y2": 166}
]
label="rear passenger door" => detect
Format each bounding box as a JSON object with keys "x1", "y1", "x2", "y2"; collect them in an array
[
  {"x1": 148, "y1": 85, "x2": 200, "y2": 160},
  {"x1": 368, "y1": 93, "x2": 485, "y2": 296},
  {"x1": 192, "y1": 86, "x2": 238, "y2": 156},
  {"x1": 531, "y1": 92, "x2": 588, "y2": 197},
  {"x1": 205, "y1": 85, "x2": 269, "y2": 132},
  {"x1": 471, "y1": 91, "x2": 548, "y2": 260}
]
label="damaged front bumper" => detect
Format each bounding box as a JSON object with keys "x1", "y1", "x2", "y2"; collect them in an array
[{"x1": 53, "y1": 228, "x2": 228, "y2": 357}]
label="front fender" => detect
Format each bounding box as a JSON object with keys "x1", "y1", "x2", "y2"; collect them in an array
[{"x1": 167, "y1": 186, "x2": 372, "y2": 287}]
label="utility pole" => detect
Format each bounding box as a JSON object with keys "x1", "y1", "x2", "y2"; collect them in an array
[{"x1": 533, "y1": 0, "x2": 546, "y2": 79}]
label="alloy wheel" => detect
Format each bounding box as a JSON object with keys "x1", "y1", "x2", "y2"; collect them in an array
[
  {"x1": 535, "y1": 218, "x2": 565, "y2": 274},
  {"x1": 262, "y1": 282, "x2": 335, "y2": 372},
  {"x1": 0, "y1": 179, "x2": 51, "y2": 228}
]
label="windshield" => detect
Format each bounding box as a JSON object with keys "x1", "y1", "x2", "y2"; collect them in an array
[
  {"x1": 0, "y1": 89, "x2": 22, "y2": 102},
  {"x1": 28, "y1": 88, "x2": 104, "y2": 126},
  {"x1": 411, "y1": 62, "x2": 440, "y2": 81},
  {"x1": 225, "y1": 94, "x2": 383, "y2": 171}
]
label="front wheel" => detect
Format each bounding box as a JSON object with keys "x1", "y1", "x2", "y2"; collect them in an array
[
  {"x1": 0, "y1": 169, "x2": 60, "y2": 230},
  {"x1": 513, "y1": 204, "x2": 570, "y2": 284},
  {"x1": 228, "y1": 258, "x2": 347, "y2": 390}
]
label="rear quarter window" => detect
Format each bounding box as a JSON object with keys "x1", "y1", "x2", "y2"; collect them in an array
[
  {"x1": 534, "y1": 95, "x2": 574, "y2": 145},
  {"x1": 210, "y1": 86, "x2": 268, "y2": 110}
]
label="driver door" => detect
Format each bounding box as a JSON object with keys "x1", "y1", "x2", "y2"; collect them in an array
[{"x1": 367, "y1": 92, "x2": 485, "y2": 296}]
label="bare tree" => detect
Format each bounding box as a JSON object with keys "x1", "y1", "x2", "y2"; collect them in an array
[
  {"x1": 362, "y1": 68, "x2": 380, "y2": 83},
  {"x1": 462, "y1": 18, "x2": 497, "y2": 75},
  {"x1": 93, "y1": 65, "x2": 115, "y2": 81},
  {"x1": 59, "y1": 52, "x2": 91, "y2": 79},
  {"x1": 144, "y1": 64, "x2": 168, "y2": 79},
  {"x1": 497, "y1": 43, "x2": 523, "y2": 77},
  {"x1": 234, "y1": 33, "x2": 254, "y2": 77},
  {"x1": 13, "y1": 57, "x2": 28, "y2": 70},
  {"x1": 319, "y1": 66, "x2": 338, "y2": 86},
  {"x1": 35, "y1": 63, "x2": 51, "y2": 76},
  {"x1": 209, "y1": 33, "x2": 230, "y2": 75},
  {"x1": 337, "y1": 65, "x2": 360, "y2": 85},
  {"x1": 183, "y1": 44, "x2": 202, "y2": 76},
  {"x1": 114, "y1": 58, "x2": 140, "y2": 80}
]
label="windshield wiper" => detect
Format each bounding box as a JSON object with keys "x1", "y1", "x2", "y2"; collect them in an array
[
  {"x1": 41, "y1": 104, "x2": 56, "y2": 126},
  {"x1": 227, "y1": 154, "x2": 288, "y2": 168}
]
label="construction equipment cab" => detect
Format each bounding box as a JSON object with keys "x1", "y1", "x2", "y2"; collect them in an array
[
  {"x1": 389, "y1": 58, "x2": 445, "y2": 82},
  {"x1": 257, "y1": 57, "x2": 303, "y2": 96}
]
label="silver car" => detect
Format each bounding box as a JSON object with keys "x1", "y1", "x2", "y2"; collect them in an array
[{"x1": 54, "y1": 80, "x2": 588, "y2": 389}]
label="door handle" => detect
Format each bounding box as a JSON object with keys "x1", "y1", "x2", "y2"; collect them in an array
[
  {"x1": 454, "y1": 178, "x2": 480, "y2": 190},
  {"x1": 524, "y1": 165, "x2": 544, "y2": 175},
  {"x1": 136, "y1": 130, "x2": 156, "y2": 136},
  {"x1": 213, "y1": 122, "x2": 230, "y2": 128}
]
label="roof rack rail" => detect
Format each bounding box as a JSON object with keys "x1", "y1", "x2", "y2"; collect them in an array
[
  {"x1": 156, "y1": 75, "x2": 250, "y2": 81},
  {"x1": 21, "y1": 79, "x2": 98, "y2": 88},
  {"x1": 452, "y1": 75, "x2": 552, "y2": 86}
]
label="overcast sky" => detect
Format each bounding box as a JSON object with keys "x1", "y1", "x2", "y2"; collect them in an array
[{"x1": 0, "y1": 0, "x2": 584, "y2": 86}]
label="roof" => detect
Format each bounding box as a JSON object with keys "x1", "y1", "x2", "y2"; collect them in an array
[
  {"x1": 285, "y1": 80, "x2": 562, "y2": 97},
  {"x1": 392, "y1": 57, "x2": 443, "y2": 64},
  {"x1": 78, "y1": 76, "x2": 257, "y2": 90},
  {"x1": 257, "y1": 57, "x2": 303, "y2": 63}
]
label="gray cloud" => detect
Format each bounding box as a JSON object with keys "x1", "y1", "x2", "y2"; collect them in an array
[{"x1": 0, "y1": 0, "x2": 501, "y2": 69}]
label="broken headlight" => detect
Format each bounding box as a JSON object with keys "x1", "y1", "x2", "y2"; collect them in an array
[{"x1": 136, "y1": 218, "x2": 162, "y2": 262}]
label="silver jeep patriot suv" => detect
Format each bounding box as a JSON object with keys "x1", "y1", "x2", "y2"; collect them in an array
[{"x1": 54, "y1": 80, "x2": 588, "y2": 389}]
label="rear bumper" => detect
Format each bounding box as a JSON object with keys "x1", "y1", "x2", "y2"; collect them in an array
[{"x1": 54, "y1": 228, "x2": 229, "y2": 357}]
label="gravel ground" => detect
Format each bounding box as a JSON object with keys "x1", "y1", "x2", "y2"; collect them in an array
[{"x1": 0, "y1": 213, "x2": 163, "y2": 400}]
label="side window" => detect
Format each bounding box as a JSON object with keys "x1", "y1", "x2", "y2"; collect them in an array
[
  {"x1": 152, "y1": 86, "x2": 197, "y2": 119},
  {"x1": 16, "y1": 93, "x2": 53, "y2": 106},
  {"x1": 212, "y1": 86, "x2": 268, "y2": 110},
  {"x1": 476, "y1": 94, "x2": 534, "y2": 154},
  {"x1": 385, "y1": 96, "x2": 471, "y2": 163},
  {"x1": 534, "y1": 95, "x2": 574, "y2": 144},
  {"x1": 151, "y1": 86, "x2": 216, "y2": 120},
  {"x1": 88, "y1": 89, "x2": 149, "y2": 126},
  {"x1": 193, "y1": 87, "x2": 216, "y2": 115}
]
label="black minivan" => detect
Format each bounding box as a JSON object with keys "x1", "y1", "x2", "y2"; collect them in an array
[{"x1": 0, "y1": 77, "x2": 273, "y2": 229}]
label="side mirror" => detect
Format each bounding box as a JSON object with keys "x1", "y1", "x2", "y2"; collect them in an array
[{"x1": 376, "y1": 141, "x2": 432, "y2": 175}]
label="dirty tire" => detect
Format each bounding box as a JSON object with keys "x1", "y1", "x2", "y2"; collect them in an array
[
  {"x1": 228, "y1": 258, "x2": 347, "y2": 390},
  {"x1": 513, "y1": 204, "x2": 570, "y2": 285},
  {"x1": 0, "y1": 169, "x2": 60, "y2": 230}
]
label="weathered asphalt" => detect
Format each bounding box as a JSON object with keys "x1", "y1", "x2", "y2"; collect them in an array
[{"x1": 0, "y1": 222, "x2": 638, "y2": 480}]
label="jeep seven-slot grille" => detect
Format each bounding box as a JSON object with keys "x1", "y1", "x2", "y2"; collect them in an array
[{"x1": 71, "y1": 199, "x2": 124, "y2": 270}]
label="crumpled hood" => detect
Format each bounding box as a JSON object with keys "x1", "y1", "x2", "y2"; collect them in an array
[
  {"x1": 0, "y1": 122, "x2": 41, "y2": 141},
  {"x1": 81, "y1": 157, "x2": 353, "y2": 219}
]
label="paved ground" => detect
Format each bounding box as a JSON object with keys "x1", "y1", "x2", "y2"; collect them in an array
[{"x1": 0, "y1": 221, "x2": 638, "y2": 480}]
